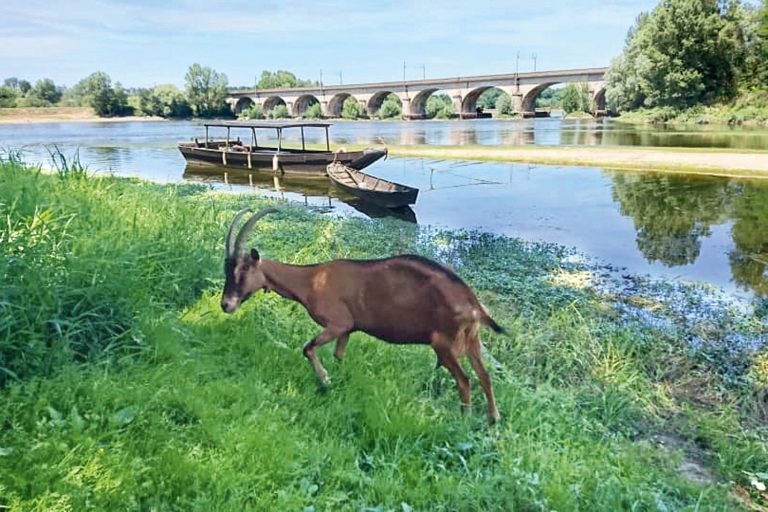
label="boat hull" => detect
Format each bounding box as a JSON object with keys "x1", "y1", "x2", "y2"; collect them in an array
[
  {"x1": 178, "y1": 144, "x2": 386, "y2": 175},
  {"x1": 327, "y1": 162, "x2": 418, "y2": 209}
]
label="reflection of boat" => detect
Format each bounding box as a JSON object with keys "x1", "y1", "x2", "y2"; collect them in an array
[
  {"x1": 178, "y1": 121, "x2": 387, "y2": 174},
  {"x1": 326, "y1": 162, "x2": 418, "y2": 208},
  {"x1": 345, "y1": 199, "x2": 417, "y2": 223},
  {"x1": 182, "y1": 165, "x2": 416, "y2": 224}
]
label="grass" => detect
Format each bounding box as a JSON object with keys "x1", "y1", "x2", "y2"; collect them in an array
[
  {"x1": 616, "y1": 90, "x2": 768, "y2": 128},
  {"x1": 1, "y1": 151, "x2": 767, "y2": 510}
]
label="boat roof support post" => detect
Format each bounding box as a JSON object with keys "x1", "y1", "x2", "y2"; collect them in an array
[
  {"x1": 325, "y1": 126, "x2": 330, "y2": 151},
  {"x1": 251, "y1": 127, "x2": 257, "y2": 148},
  {"x1": 205, "y1": 126, "x2": 209, "y2": 146},
  {"x1": 301, "y1": 126, "x2": 305, "y2": 151},
  {"x1": 277, "y1": 128, "x2": 282, "y2": 152},
  {"x1": 226, "y1": 127, "x2": 230, "y2": 147}
]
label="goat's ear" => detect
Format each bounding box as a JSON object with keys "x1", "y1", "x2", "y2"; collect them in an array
[{"x1": 250, "y1": 248, "x2": 260, "y2": 261}]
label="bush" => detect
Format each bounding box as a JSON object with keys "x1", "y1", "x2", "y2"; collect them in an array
[
  {"x1": 270, "y1": 104, "x2": 290, "y2": 119},
  {"x1": 341, "y1": 97, "x2": 365, "y2": 119},
  {"x1": 239, "y1": 103, "x2": 265, "y2": 120},
  {"x1": 379, "y1": 98, "x2": 401, "y2": 119},
  {"x1": 303, "y1": 102, "x2": 323, "y2": 119},
  {"x1": 0, "y1": 86, "x2": 19, "y2": 108},
  {"x1": 496, "y1": 94, "x2": 513, "y2": 115}
]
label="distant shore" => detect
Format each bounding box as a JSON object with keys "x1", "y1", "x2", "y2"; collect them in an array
[{"x1": 0, "y1": 107, "x2": 164, "y2": 125}]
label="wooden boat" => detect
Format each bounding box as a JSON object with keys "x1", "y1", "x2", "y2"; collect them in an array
[
  {"x1": 178, "y1": 121, "x2": 387, "y2": 175},
  {"x1": 326, "y1": 162, "x2": 418, "y2": 208}
]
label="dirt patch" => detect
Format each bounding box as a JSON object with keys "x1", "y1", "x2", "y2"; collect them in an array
[{"x1": 653, "y1": 434, "x2": 717, "y2": 485}]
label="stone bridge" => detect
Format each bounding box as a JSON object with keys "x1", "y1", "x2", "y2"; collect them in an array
[{"x1": 227, "y1": 67, "x2": 608, "y2": 119}]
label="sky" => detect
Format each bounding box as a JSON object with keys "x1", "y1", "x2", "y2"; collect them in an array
[{"x1": 1, "y1": 0, "x2": 658, "y2": 89}]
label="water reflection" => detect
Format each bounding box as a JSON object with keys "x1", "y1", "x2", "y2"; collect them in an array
[
  {"x1": 182, "y1": 165, "x2": 418, "y2": 224},
  {"x1": 609, "y1": 171, "x2": 768, "y2": 296},
  {"x1": 729, "y1": 186, "x2": 768, "y2": 296},
  {"x1": 611, "y1": 173, "x2": 731, "y2": 265}
]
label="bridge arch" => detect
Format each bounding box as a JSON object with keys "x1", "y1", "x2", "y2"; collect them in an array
[
  {"x1": 327, "y1": 93, "x2": 353, "y2": 118},
  {"x1": 262, "y1": 96, "x2": 287, "y2": 114},
  {"x1": 367, "y1": 91, "x2": 402, "y2": 118},
  {"x1": 409, "y1": 88, "x2": 439, "y2": 119},
  {"x1": 292, "y1": 94, "x2": 320, "y2": 117},
  {"x1": 234, "y1": 97, "x2": 254, "y2": 115},
  {"x1": 521, "y1": 82, "x2": 559, "y2": 113}
]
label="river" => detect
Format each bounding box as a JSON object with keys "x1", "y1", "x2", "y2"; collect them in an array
[{"x1": 2, "y1": 118, "x2": 767, "y2": 297}]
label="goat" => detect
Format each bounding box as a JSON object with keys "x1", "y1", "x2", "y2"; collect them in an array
[{"x1": 221, "y1": 208, "x2": 504, "y2": 424}]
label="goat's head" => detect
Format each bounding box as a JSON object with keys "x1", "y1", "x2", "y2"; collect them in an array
[{"x1": 221, "y1": 207, "x2": 278, "y2": 313}]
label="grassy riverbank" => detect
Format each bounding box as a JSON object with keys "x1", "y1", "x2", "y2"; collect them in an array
[
  {"x1": 616, "y1": 90, "x2": 768, "y2": 128},
  {"x1": 1, "y1": 153, "x2": 767, "y2": 510}
]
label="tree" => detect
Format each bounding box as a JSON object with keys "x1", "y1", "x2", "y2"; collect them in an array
[
  {"x1": 184, "y1": 63, "x2": 230, "y2": 118},
  {"x1": 29, "y1": 79, "x2": 62, "y2": 105},
  {"x1": 606, "y1": 0, "x2": 751, "y2": 112},
  {"x1": 0, "y1": 86, "x2": 19, "y2": 108},
  {"x1": 496, "y1": 94, "x2": 513, "y2": 115},
  {"x1": 18, "y1": 80, "x2": 31, "y2": 94},
  {"x1": 257, "y1": 70, "x2": 316, "y2": 89},
  {"x1": 426, "y1": 94, "x2": 455, "y2": 119},
  {"x1": 560, "y1": 83, "x2": 591, "y2": 113},
  {"x1": 477, "y1": 88, "x2": 503, "y2": 109},
  {"x1": 139, "y1": 85, "x2": 191, "y2": 118},
  {"x1": 757, "y1": 0, "x2": 768, "y2": 81},
  {"x1": 341, "y1": 97, "x2": 365, "y2": 119},
  {"x1": 378, "y1": 94, "x2": 402, "y2": 119},
  {"x1": 70, "y1": 72, "x2": 131, "y2": 116}
]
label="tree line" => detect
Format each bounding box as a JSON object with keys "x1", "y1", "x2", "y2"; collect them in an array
[
  {"x1": 0, "y1": 66, "x2": 324, "y2": 119},
  {"x1": 606, "y1": 0, "x2": 768, "y2": 117}
]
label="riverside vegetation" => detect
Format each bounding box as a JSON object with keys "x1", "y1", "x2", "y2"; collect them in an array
[{"x1": 1, "y1": 151, "x2": 767, "y2": 510}]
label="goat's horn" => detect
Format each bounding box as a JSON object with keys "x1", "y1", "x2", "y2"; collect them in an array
[
  {"x1": 226, "y1": 207, "x2": 252, "y2": 258},
  {"x1": 234, "y1": 208, "x2": 279, "y2": 255}
]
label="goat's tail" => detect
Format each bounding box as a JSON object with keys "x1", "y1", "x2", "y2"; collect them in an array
[
  {"x1": 477, "y1": 304, "x2": 506, "y2": 335},
  {"x1": 483, "y1": 315, "x2": 506, "y2": 335}
]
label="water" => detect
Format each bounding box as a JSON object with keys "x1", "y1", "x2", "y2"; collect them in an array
[{"x1": 2, "y1": 119, "x2": 767, "y2": 297}]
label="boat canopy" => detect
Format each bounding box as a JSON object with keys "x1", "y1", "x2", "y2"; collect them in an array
[
  {"x1": 201, "y1": 121, "x2": 332, "y2": 151},
  {"x1": 201, "y1": 121, "x2": 333, "y2": 129}
]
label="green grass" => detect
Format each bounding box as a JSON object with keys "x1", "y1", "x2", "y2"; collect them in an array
[
  {"x1": 617, "y1": 90, "x2": 768, "y2": 127},
  {"x1": 1, "y1": 152, "x2": 767, "y2": 510}
]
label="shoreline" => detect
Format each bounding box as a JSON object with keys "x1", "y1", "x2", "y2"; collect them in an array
[{"x1": 0, "y1": 107, "x2": 164, "y2": 125}]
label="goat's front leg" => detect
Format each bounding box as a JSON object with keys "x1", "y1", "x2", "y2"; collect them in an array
[{"x1": 303, "y1": 327, "x2": 346, "y2": 386}]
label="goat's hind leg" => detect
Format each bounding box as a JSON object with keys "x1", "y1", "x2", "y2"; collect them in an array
[
  {"x1": 334, "y1": 333, "x2": 350, "y2": 362},
  {"x1": 468, "y1": 336, "x2": 501, "y2": 425}
]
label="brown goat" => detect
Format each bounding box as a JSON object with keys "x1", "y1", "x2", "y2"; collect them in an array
[{"x1": 221, "y1": 208, "x2": 503, "y2": 424}]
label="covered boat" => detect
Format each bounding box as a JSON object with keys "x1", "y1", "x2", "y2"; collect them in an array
[
  {"x1": 326, "y1": 161, "x2": 418, "y2": 208},
  {"x1": 178, "y1": 121, "x2": 387, "y2": 175}
]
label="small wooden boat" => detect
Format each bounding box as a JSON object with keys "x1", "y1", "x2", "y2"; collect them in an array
[
  {"x1": 327, "y1": 162, "x2": 418, "y2": 208},
  {"x1": 178, "y1": 121, "x2": 387, "y2": 175}
]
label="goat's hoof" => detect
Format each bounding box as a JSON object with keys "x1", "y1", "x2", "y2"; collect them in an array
[{"x1": 488, "y1": 412, "x2": 501, "y2": 426}]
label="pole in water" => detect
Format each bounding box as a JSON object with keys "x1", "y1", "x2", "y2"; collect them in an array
[
  {"x1": 224, "y1": 171, "x2": 228, "y2": 185},
  {"x1": 249, "y1": 174, "x2": 253, "y2": 187}
]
